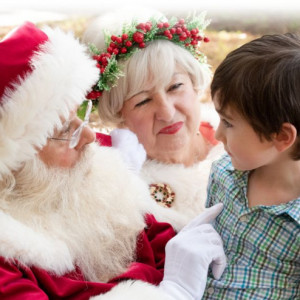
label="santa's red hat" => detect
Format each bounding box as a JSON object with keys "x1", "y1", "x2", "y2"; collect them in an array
[{"x1": 0, "y1": 22, "x2": 99, "y2": 178}]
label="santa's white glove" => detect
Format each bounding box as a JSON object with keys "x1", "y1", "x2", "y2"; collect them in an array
[
  {"x1": 159, "y1": 203, "x2": 226, "y2": 300},
  {"x1": 110, "y1": 128, "x2": 146, "y2": 174}
]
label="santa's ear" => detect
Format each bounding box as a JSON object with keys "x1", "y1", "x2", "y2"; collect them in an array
[{"x1": 272, "y1": 122, "x2": 297, "y2": 152}]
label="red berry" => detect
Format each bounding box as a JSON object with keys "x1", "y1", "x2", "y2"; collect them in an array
[
  {"x1": 111, "y1": 35, "x2": 117, "y2": 42},
  {"x1": 145, "y1": 22, "x2": 152, "y2": 31},
  {"x1": 87, "y1": 90, "x2": 102, "y2": 99},
  {"x1": 191, "y1": 29, "x2": 197, "y2": 35},
  {"x1": 136, "y1": 23, "x2": 145, "y2": 31},
  {"x1": 107, "y1": 47, "x2": 113, "y2": 54},
  {"x1": 100, "y1": 67, "x2": 105, "y2": 73},
  {"x1": 164, "y1": 30, "x2": 170, "y2": 36},
  {"x1": 179, "y1": 33, "x2": 187, "y2": 41},
  {"x1": 125, "y1": 40, "x2": 132, "y2": 47},
  {"x1": 157, "y1": 22, "x2": 164, "y2": 29},
  {"x1": 176, "y1": 28, "x2": 182, "y2": 34},
  {"x1": 203, "y1": 37, "x2": 210, "y2": 42},
  {"x1": 179, "y1": 19, "x2": 185, "y2": 24},
  {"x1": 86, "y1": 91, "x2": 96, "y2": 100},
  {"x1": 121, "y1": 47, "x2": 127, "y2": 54},
  {"x1": 163, "y1": 22, "x2": 169, "y2": 28},
  {"x1": 109, "y1": 42, "x2": 116, "y2": 48},
  {"x1": 122, "y1": 33, "x2": 128, "y2": 40},
  {"x1": 113, "y1": 48, "x2": 119, "y2": 55},
  {"x1": 170, "y1": 28, "x2": 176, "y2": 34},
  {"x1": 139, "y1": 42, "x2": 145, "y2": 48},
  {"x1": 116, "y1": 37, "x2": 122, "y2": 44},
  {"x1": 133, "y1": 32, "x2": 144, "y2": 43}
]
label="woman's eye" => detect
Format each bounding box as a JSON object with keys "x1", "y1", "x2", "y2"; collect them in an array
[
  {"x1": 168, "y1": 83, "x2": 183, "y2": 92},
  {"x1": 222, "y1": 118, "x2": 233, "y2": 128},
  {"x1": 135, "y1": 98, "x2": 151, "y2": 107}
]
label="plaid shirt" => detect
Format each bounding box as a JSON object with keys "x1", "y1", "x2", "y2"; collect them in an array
[{"x1": 203, "y1": 154, "x2": 300, "y2": 299}]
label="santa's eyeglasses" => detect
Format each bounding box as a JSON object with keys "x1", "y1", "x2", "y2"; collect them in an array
[{"x1": 48, "y1": 100, "x2": 92, "y2": 149}]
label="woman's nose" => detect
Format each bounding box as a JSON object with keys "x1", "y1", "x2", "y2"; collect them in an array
[
  {"x1": 155, "y1": 95, "x2": 175, "y2": 122},
  {"x1": 74, "y1": 125, "x2": 95, "y2": 150}
]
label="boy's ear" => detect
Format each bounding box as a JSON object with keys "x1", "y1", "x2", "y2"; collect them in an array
[{"x1": 272, "y1": 123, "x2": 297, "y2": 152}]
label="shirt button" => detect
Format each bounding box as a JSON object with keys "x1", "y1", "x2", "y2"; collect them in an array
[
  {"x1": 207, "y1": 287, "x2": 214, "y2": 295},
  {"x1": 240, "y1": 215, "x2": 248, "y2": 222}
]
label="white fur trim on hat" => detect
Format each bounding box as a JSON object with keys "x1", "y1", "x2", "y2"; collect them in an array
[{"x1": 0, "y1": 26, "x2": 99, "y2": 179}]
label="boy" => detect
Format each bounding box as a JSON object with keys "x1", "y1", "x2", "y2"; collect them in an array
[{"x1": 203, "y1": 33, "x2": 300, "y2": 299}]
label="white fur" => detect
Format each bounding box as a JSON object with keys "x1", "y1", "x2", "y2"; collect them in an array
[
  {"x1": 0, "y1": 210, "x2": 74, "y2": 275},
  {"x1": 141, "y1": 143, "x2": 224, "y2": 231},
  {"x1": 0, "y1": 26, "x2": 99, "y2": 179},
  {"x1": 91, "y1": 280, "x2": 169, "y2": 300}
]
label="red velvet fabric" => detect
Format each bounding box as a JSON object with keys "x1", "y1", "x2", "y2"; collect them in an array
[
  {"x1": 95, "y1": 132, "x2": 112, "y2": 147},
  {"x1": 199, "y1": 122, "x2": 218, "y2": 146},
  {"x1": 0, "y1": 215, "x2": 175, "y2": 299},
  {"x1": 0, "y1": 22, "x2": 48, "y2": 101}
]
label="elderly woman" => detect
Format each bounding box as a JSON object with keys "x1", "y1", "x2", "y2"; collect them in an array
[{"x1": 83, "y1": 10, "x2": 224, "y2": 230}]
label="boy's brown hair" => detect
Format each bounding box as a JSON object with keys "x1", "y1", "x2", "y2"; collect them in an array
[{"x1": 211, "y1": 33, "x2": 300, "y2": 160}]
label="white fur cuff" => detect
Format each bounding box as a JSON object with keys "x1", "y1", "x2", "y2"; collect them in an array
[{"x1": 91, "y1": 280, "x2": 169, "y2": 300}]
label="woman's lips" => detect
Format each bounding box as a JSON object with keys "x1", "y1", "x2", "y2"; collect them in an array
[{"x1": 159, "y1": 122, "x2": 183, "y2": 134}]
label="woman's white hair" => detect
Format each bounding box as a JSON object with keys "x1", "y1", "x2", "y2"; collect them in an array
[{"x1": 98, "y1": 40, "x2": 212, "y2": 127}]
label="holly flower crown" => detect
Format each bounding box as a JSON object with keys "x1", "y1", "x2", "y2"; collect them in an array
[{"x1": 86, "y1": 13, "x2": 210, "y2": 101}]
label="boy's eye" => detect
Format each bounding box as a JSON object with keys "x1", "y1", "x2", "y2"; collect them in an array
[
  {"x1": 222, "y1": 118, "x2": 233, "y2": 128},
  {"x1": 168, "y1": 83, "x2": 183, "y2": 92},
  {"x1": 135, "y1": 98, "x2": 151, "y2": 108}
]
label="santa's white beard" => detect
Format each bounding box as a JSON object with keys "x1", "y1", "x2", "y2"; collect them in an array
[{"x1": 0, "y1": 143, "x2": 149, "y2": 282}]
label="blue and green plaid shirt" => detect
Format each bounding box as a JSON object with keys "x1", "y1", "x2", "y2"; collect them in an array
[{"x1": 203, "y1": 154, "x2": 300, "y2": 299}]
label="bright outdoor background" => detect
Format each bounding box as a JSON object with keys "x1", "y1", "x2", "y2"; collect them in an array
[
  {"x1": 2, "y1": 0, "x2": 300, "y2": 71},
  {"x1": 1, "y1": 0, "x2": 300, "y2": 126}
]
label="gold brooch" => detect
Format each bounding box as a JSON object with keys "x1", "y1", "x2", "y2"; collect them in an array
[{"x1": 149, "y1": 183, "x2": 175, "y2": 208}]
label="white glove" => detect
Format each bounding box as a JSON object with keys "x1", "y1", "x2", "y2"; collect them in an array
[
  {"x1": 159, "y1": 203, "x2": 226, "y2": 300},
  {"x1": 110, "y1": 128, "x2": 146, "y2": 174}
]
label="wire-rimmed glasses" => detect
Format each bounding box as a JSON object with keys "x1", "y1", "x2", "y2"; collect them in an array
[{"x1": 48, "y1": 100, "x2": 93, "y2": 149}]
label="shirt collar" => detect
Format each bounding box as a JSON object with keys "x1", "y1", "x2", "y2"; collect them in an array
[
  {"x1": 224, "y1": 156, "x2": 300, "y2": 224},
  {"x1": 264, "y1": 198, "x2": 300, "y2": 224}
]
